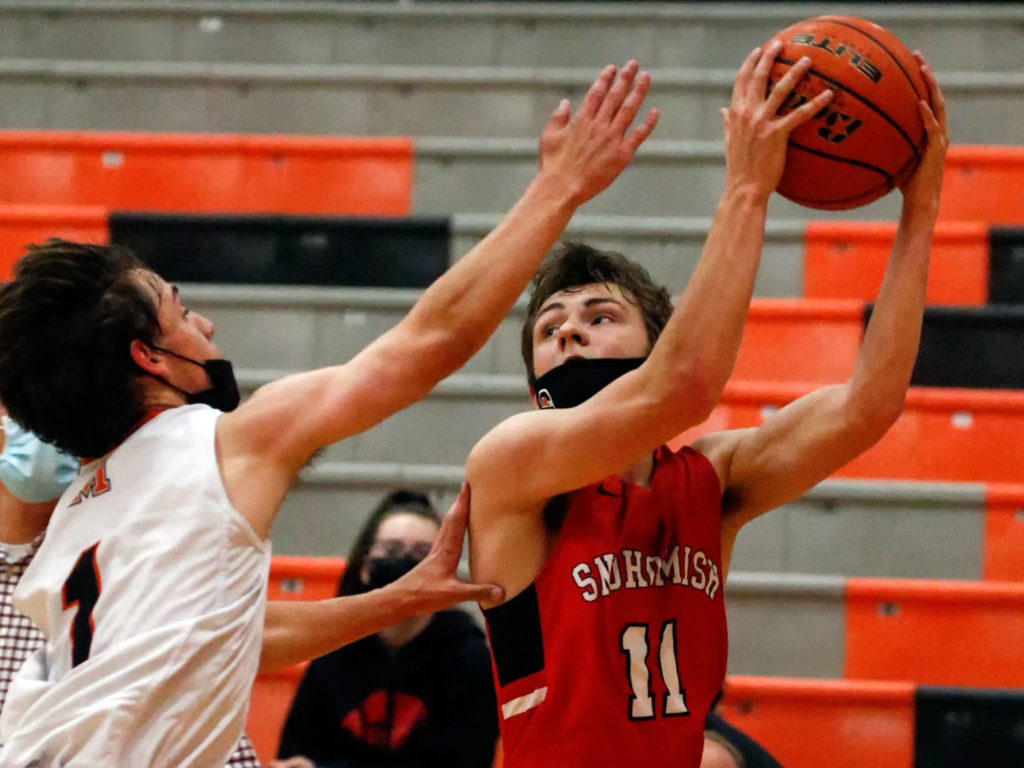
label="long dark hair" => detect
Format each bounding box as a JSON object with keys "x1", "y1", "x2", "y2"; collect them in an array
[
  {"x1": 0, "y1": 239, "x2": 160, "y2": 458},
  {"x1": 337, "y1": 490, "x2": 442, "y2": 597}
]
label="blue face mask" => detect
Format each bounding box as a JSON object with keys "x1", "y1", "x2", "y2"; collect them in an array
[{"x1": 0, "y1": 417, "x2": 80, "y2": 503}]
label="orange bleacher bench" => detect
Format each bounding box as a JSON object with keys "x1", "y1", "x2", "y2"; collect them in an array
[
  {"x1": 803, "y1": 221, "x2": 990, "y2": 305},
  {"x1": 0, "y1": 130, "x2": 412, "y2": 215},
  {"x1": 248, "y1": 557, "x2": 346, "y2": 761},
  {"x1": 673, "y1": 384, "x2": 1024, "y2": 484},
  {"x1": 984, "y1": 485, "x2": 1024, "y2": 582},
  {"x1": 732, "y1": 299, "x2": 863, "y2": 384},
  {"x1": 939, "y1": 146, "x2": 1024, "y2": 225},
  {"x1": 0, "y1": 205, "x2": 108, "y2": 278},
  {"x1": 844, "y1": 578, "x2": 1024, "y2": 688},
  {"x1": 718, "y1": 676, "x2": 915, "y2": 768}
]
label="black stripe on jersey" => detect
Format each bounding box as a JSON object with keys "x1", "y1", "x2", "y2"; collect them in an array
[{"x1": 483, "y1": 584, "x2": 545, "y2": 687}]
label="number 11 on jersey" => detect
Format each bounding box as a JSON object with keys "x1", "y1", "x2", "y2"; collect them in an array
[{"x1": 620, "y1": 620, "x2": 689, "y2": 720}]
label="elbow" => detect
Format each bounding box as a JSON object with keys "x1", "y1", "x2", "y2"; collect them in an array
[
  {"x1": 652, "y1": 365, "x2": 720, "y2": 426},
  {"x1": 845, "y1": 388, "x2": 906, "y2": 445}
]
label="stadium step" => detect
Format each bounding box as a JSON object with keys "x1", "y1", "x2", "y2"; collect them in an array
[
  {"x1": 1, "y1": 60, "x2": 1023, "y2": 147},
  {"x1": 3, "y1": 1, "x2": 1023, "y2": 73}
]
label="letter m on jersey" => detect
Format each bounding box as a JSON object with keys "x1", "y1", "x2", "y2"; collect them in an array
[{"x1": 69, "y1": 463, "x2": 112, "y2": 507}]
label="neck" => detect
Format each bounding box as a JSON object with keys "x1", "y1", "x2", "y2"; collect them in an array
[
  {"x1": 0, "y1": 485, "x2": 54, "y2": 544},
  {"x1": 616, "y1": 451, "x2": 655, "y2": 488},
  {"x1": 378, "y1": 614, "x2": 433, "y2": 649}
]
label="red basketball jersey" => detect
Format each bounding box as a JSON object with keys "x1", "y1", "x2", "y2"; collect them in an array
[{"x1": 484, "y1": 446, "x2": 726, "y2": 768}]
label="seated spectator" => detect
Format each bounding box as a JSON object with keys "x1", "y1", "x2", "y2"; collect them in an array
[{"x1": 273, "y1": 490, "x2": 498, "y2": 768}]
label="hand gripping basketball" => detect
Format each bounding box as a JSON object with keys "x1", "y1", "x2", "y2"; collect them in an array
[
  {"x1": 721, "y1": 41, "x2": 835, "y2": 202},
  {"x1": 899, "y1": 53, "x2": 949, "y2": 221}
]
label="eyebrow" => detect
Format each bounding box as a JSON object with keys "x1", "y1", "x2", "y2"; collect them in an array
[{"x1": 537, "y1": 296, "x2": 624, "y2": 316}]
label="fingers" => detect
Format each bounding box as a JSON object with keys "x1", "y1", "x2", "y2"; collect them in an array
[
  {"x1": 918, "y1": 101, "x2": 940, "y2": 135},
  {"x1": 610, "y1": 68, "x2": 651, "y2": 133},
  {"x1": 457, "y1": 581, "x2": 505, "y2": 605},
  {"x1": 764, "y1": 56, "x2": 812, "y2": 115},
  {"x1": 749, "y1": 40, "x2": 783, "y2": 105},
  {"x1": 597, "y1": 60, "x2": 639, "y2": 123},
  {"x1": 731, "y1": 45, "x2": 763, "y2": 107},
  {"x1": 544, "y1": 98, "x2": 571, "y2": 135},
  {"x1": 579, "y1": 64, "x2": 617, "y2": 119},
  {"x1": 914, "y1": 52, "x2": 947, "y2": 129},
  {"x1": 626, "y1": 108, "x2": 659, "y2": 151},
  {"x1": 434, "y1": 482, "x2": 470, "y2": 558},
  {"x1": 778, "y1": 87, "x2": 834, "y2": 132}
]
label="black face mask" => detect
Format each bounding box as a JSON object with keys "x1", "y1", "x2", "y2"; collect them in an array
[
  {"x1": 533, "y1": 357, "x2": 645, "y2": 410},
  {"x1": 150, "y1": 347, "x2": 241, "y2": 413},
  {"x1": 361, "y1": 553, "x2": 423, "y2": 592}
]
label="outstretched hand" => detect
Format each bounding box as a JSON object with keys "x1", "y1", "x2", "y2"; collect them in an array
[
  {"x1": 393, "y1": 483, "x2": 503, "y2": 613},
  {"x1": 899, "y1": 53, "x2": 949, "y2": 220},
  {"x1": 721, "y1": 41, "x2": 834, "y2": 201},
  {"x1": 538, "y1": 60, "x2": 660, "y2": 207}
]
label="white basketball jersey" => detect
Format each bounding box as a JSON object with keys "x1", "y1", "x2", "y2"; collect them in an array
[{"x1": 0, "y1": 405, "x2": 271, "y2": 768}]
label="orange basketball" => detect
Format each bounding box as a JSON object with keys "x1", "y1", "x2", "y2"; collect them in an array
[{"x1": 767, "y1": 16, "x2": 929, "y2": 210}]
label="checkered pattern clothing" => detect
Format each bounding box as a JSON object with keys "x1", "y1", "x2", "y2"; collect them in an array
[
  {"x1": 0, "y1": 536, "x2": 45, "y2": 718},
  {"x1": 0, "y1": 534, "x2": 264, "y2": 767}
]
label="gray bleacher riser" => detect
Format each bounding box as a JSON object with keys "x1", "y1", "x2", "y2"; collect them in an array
[
  {"x1": 239, "y1": 370, "x2": 530, "y2": 464},
  {"x1": 2, "y1": 2, "x2": 1023, "y2": 73},
  {"x1": 1, "y1": 61, "x2": 1022, "y2": 147},
  {"x1": 183, "y1": 285, "x2": 531, "y2": 377},
  {"x1": 179, "y1": 220, "x2": 805, "y2": 375},
  {"x1": 416, "y1": 140, "x2": 905, "y2": 221},
  {"x1": 272, "y1": 463, "x2": 991, "y2": 584},
  {"x1": 724, "y1": 573, "x2": 845, "y2": 678},
  {"x1": 272, "y1": 477, "x2": 464, "y2": 558},
  {"x1": 729, "y1": 480, "x2": 986, "y2": 580}
]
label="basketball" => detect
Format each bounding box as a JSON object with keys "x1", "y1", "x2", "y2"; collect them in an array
[{"x1": 767, "y1": 16, "x2": 929, "y2": 210}]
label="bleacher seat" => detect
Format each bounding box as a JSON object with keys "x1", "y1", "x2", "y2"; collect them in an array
[
  {"x1": 0, "y1": 130, "x2": 413, "y2": 215},
  {"x1": 844, "y1": 578, "x2": 1024, "y2": 688},
  {"x1": 803, "y1": 221, "x2": 990, "y2": 304},
  {"x1": 719, "y1": 676, "x2": 915, "y2": 768}
]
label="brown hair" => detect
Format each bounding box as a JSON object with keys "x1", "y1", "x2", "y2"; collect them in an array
[
  {"x1": 0, "y1": 239, "x2": 159, "y2": 458},
  {"x1": 520, "y1": 242, "x2": 673, "y2": 388}
]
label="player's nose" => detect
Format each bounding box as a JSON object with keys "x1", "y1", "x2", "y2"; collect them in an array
[
  {"x1": 195, "y1": 312, "x2": 215, "y2": 340},
  {"x1": 557, "y1": 320, "x2": 588, "y2": 350}
]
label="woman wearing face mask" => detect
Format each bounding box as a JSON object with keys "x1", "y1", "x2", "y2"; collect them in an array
[{"x1": 273, "y1": 491, "x2": 499, "y2": 768}]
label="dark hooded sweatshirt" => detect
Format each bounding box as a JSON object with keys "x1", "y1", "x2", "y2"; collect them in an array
[{"x1": 277, "y1": 609, "x2": 498, "y2": 768}]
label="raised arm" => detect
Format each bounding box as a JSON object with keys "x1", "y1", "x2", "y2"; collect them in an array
[
  {"x1": 699, "y1": 57, "x2": 949, "y2": 561},
  {"x1": 218, "y1": 63, "x2": 660, "y2": 537},
  {"x1": 466, "y1": 45, "x2": 833, "y2": 510}
]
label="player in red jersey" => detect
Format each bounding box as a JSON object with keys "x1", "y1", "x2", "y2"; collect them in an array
[{"x1": 466, "y1": 48, "x2": 948, "y2": 768}]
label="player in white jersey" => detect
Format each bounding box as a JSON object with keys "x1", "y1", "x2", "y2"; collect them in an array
[{"x1": 0, "y1": 62, "x2": 658, "y2": 767}]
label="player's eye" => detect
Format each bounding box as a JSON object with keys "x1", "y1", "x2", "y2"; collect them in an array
[
  {"x1": 541, "y1": 324, "x2": 558, "y2": 338},
  {"x1": 593, "y1": 314, "x2": 612, "y2": 325}
]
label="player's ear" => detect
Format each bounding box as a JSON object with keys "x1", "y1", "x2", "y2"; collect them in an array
[{"x1": 129, "y1": 339, "x2": 163, "y2": 376}]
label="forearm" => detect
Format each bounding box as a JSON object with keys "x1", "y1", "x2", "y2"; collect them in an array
[
  {"x1": 400, "y1": 171, "x2": 582, "y2": 372},
  {"x1": 259, "y1": 588, "x2": 417, "y2": 672},
  {"x1": 645, "y1": 185, "x2": 767, "y2": 401},
  {"x1": 848, "y1": 201, "x2": 934, "y2": 421}
]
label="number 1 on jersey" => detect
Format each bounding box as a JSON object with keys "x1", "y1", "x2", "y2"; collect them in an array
[
  {"x1": 61, "y1": 542, "x2": 101, "y2": 668},
  {"x1": 621, "y1": 620, "x2": 689, "y2": 720}
]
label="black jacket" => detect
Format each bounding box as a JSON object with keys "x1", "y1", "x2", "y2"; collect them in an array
[{"x1": 277, "y1": 609, "x2": 498, "y2": 768}]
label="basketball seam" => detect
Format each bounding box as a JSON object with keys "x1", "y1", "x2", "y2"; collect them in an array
[
  {"x1": 816, "y1": 16, "x2": 924, "y2": 102},
  {"x1": 787, "y1": 140, "x2": 894, "y2": 203},
  {"x1": 776, "y1": 57, "x2": 921, "y2": 163}
]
